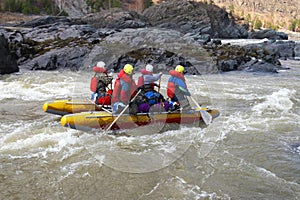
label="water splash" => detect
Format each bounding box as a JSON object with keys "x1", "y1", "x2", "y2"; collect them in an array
[
  {"x1": 0, "y1": 71, "x2": 90, "y2": 101},
  {"x1": 252, "y1": 88, "x2": 296, "y2": 115}
]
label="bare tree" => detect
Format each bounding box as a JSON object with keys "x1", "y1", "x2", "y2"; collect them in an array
[{"x1": 55, "y1": 0, "x2": 65, "y2": 14}]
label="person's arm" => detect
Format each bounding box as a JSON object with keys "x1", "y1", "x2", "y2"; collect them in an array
[
  {"x1": 175, "y1": 79, "x2": 191, "y2": 96},
  {"x1": 143, "y1": 73, "x2": 162, "y2": 84}
]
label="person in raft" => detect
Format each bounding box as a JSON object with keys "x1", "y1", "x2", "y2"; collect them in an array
[
  {"x1": 167, "y1": 65, "x2": 191, "y2": 111},
  {"x1": 137, "y1": 64, "x2": 162, "y2": 91},
  {"x1": 111, "y1": 64, "x2": 137, "y2": 114},
  {"x1": 90, "y1": 61, "x2": 113, "y2": 106},
  {"x1": 135, "y1": 64, "x2": 169, "y2": 113}
]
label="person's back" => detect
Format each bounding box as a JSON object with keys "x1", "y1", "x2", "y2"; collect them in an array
[
  {"x1": 112, "y1": 64, "x2": 137, "y2": 113},
  {"x1": 167, "y1": 65, "x2": 191, "y2": 111},
  {"x1": 135, "y1": 64, "x2": 171, "y2": 113},
  {"x1": 137, "y1": 64, "x2": 162, "y2": 92},
  {"x1": 90, "y1": 61, "x2": 113, "y2": 105}
]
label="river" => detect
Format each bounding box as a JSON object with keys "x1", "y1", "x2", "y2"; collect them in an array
[{"x1": 0, "y1": 58, "x2": 300, "y2": 199}]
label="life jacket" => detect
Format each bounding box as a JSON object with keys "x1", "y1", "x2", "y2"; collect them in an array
[
  {"x1": 93, "y1": 66, "x2": 107, "y2": 74},
  {"x1": 137, "y1": 69, "x2": 151, "y2": 86},
  {"x1": 90, "y1": 66, "x2": 108, "y2": 93},
  {"x1": 137, "y1": 69, "x2": 155, "y2": 91},
  {"x1": 167, "y1": 70, "x2": 186, "y2": 99},
  {"x1": 90, "y1": 77, "x2": 100, "y2": 92},
  {"x1": 137, "y1": 76, "x2": 144, "y2": 87},
  {"x1": 112, "y1": 69, "x2": 136, "y2": 104}
]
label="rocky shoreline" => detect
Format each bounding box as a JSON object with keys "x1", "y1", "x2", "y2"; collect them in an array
[{"x1": 0, "y1": 1, "x2": 299, "y2": 75}]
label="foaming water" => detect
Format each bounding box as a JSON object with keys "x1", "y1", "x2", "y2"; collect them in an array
[
  {"x1": 0, "y1": 71, "x2": 91, "y2": 101},
  {"x1": 252, "y1": 88, "x2": 296, "y2": 114},
  {"x1": 1, "y1": 60, "x2": 300, "y2": 199}
]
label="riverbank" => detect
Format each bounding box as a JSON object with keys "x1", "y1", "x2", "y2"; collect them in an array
[
  {"x1": 0, "y1": 1, "x2": 299, "y2": 75},
  {"x1": 280, "y1": 29, "x2": 300, "y2": 41},
  {"x1": 1, "y1": 11, "x2": 299, "y2": 41},
  {"x1": 0, "y1": 12, "x2": 41, "y2": 24}
]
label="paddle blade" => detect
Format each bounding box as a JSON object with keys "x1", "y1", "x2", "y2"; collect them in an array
[{"x1": 200, "y1": 110, "x2": 212, "y2": 125}]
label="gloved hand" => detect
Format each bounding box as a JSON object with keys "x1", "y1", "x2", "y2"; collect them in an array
[{"x1": 185, "y1": 91, "x2": 191, "y2": 96}]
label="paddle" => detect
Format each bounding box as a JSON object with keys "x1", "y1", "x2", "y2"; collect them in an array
[
  {"x1": 86, "y1": 98, "x2": 111, "y2": 113},
  {"x1": 158, "y1": 76, "x2": 162, "y2": 92},
  {"x1": 105, "y1": 89, "x2": 142, "y2": 131},
  {"x1": 189, "y1": 96, "x2": 212, "y2": 125}
]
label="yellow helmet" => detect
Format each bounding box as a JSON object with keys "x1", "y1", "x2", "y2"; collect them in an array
[
  {"x1": 175, "y1": 65, "x2": 184, "y2": 73},
  {"x1": 123, "y1": 64, "x2": 133, "y2": 74}
]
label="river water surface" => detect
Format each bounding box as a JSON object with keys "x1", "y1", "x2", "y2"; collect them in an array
[{"x1": 0, "y1": 59, "x2": 300, "y2": 199}]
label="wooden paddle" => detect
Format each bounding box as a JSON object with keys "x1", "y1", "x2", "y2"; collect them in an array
[
  {"x1": 86, "y1": 98, "x2": 111, "y2": 113},
  {"x1": 189, "y1": 96, "x2": 212, "y2": 125},
  {"x1": 105, "y1": 89, "x2": 142, "y2": 131}
]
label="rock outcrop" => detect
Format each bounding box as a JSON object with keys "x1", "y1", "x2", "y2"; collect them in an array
[
  {"x1": 143, "y1": 1, "x2": 248, "y2": 39},
  {"x1": 0, "y1": 1, "x2": 298, "y2": 75},
  {"x1": 197, "y1": 0, "x2": 300, "y2": 31},
  {"x1": 0, "y1": 34, "x2": 18, "y2": 74}
]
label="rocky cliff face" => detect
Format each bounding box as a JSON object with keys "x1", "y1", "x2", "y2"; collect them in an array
[
  {"x1": 143, "y1": 1, "x2": 248, "y2": 38},
  {"x1": 0, "y1": 1, "x2": 298, "y2": 75},
  {"x1": 196, "y1": 0, "x2": 300, "y2": 30},
  {"x1": 59, "y1": 0, "x2": 90, "y2": 17},
  {"x1": 0, "y1": 34, "x2": 18, "y2": 74}
]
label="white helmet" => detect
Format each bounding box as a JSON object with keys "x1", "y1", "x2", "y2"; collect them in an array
[
  {"x1": 96, "y1": 61, "x2": 106, "y2": 69},
  {"x1": 145, "y1": 64, "x2": 153, "y2": 72}
]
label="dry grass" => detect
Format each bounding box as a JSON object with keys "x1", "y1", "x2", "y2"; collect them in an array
[{"x1": 0, "y1": 12, "x2": 41, "y2": 24}]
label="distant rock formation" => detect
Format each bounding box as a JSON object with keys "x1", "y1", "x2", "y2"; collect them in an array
[
  {"x1": 196, "y1": 0, "x2": 300, "y2": 31},
  {"x1": 143, "y1": 1, "x2": 248, "y2": 39},
  {"x1": 54, "y1": 0, "x2": 299, "y2": 33}
]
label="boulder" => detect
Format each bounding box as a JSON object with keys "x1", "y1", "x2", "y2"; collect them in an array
[
  {"x1": 0, "y1": 34, "x2": 19, "y2": 74},
  {"x1": 21, "y1": 46, "x2": 91, "y2": 71},
  {"x1": 239, "y1": 59, "x2": 289, "y2": 73},
  {"x1": 248, "y1": 29, "x2": 288, "y2": 40},
  {"x1": 107, "y1": 47, "x2": 198, "y2": 75},
  {"x1": 143, "y1": 0, "x2": 248, "y2": 39},
  {"x1": 82, "y1": 9, "x2": 150, "y2": 29}
]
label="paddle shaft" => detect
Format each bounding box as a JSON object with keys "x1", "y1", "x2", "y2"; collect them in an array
[
  {"x1": 158, "y1": 77, "x2": 161, "y2": 92},
  {"x1": 105, "y1": 89, "x2": 141, "y2": 131}
]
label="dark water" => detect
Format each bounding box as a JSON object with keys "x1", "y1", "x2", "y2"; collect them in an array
[{"x1": 1, "y1": 59, "x2": 300, "y2": 199}]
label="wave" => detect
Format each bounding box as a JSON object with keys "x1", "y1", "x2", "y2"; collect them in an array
[
  {"x1": 0, "y1": 71, "x2": 91, "y2": 101},
  {"x1": 252, "y1": 88, "x2": 296, "y2": 115}
]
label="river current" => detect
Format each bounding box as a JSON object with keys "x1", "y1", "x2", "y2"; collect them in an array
[{"x1": 0, "y1": 58, "x2": 300, "y2": 199}]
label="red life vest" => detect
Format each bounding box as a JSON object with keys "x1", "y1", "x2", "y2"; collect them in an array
[
  {"x1": 111, "y1": 77, "x2": 121, "y2": 104},
  {"x1": 137, "y1": 69, "x2": 152, "y2": 87},
  {"x1": 112, "y1": 69, "x2": 137, "y2": 104},
  {"x1": 137, "y1": 69, "x2": 155, "y2": 90},
  {"x1": 167, "y1": 70, "x2": 186, "y2": 99},
  {"x1": 90, "y1": 66, "x2": 108, "y2": 92},
  {"x1": 137, "y1": 76, "x2": 144, "y2": 87},
  {"x1": 90, "y1": 77, "x2": 98, "y2": 92},
  {"x1": 93, "y1": 66, "x2": 107, "y2": 74}
]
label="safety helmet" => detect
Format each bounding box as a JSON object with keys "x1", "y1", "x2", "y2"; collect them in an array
[
  {"x1": 123, "y1": 64, "x2": 134, "y2": 74},
  {"x1": 175, "y1": 65, "x2": 184, "y2": 73},
  {"x1": 145, "y1": 64, "x2": 153, "y2": 72},
  {"x1": 96, "y1": 61, "x2": 105, "y2": 69}
]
